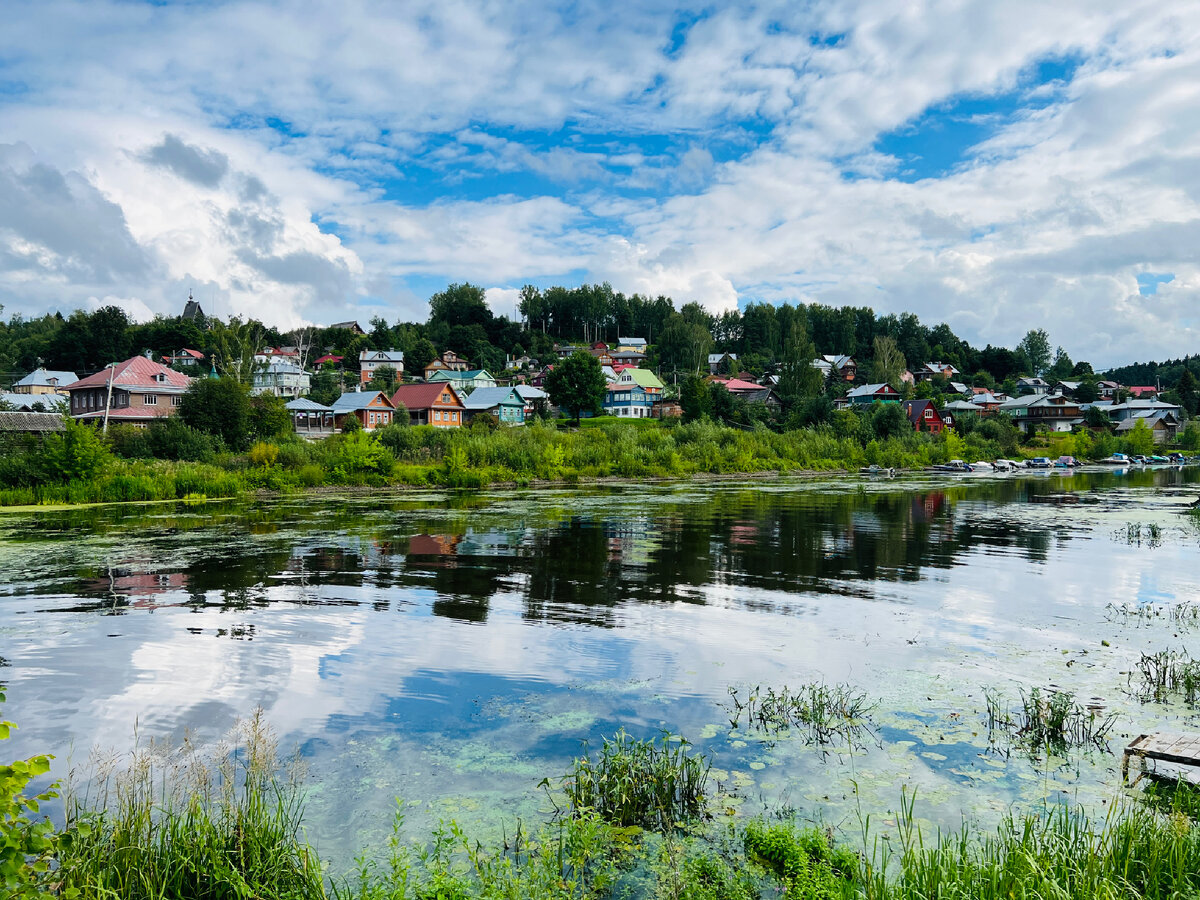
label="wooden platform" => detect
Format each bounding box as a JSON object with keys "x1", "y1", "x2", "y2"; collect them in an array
[{"x1": 1122, "y1": 733, "x2": 1200, "y2": 782}]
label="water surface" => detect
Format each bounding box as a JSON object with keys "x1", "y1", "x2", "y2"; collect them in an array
[{"x1": 3, "y1": 468, "x2": 1200, "y2": 860}]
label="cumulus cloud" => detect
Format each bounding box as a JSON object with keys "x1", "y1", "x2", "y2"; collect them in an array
[{"x1": 1, "y1": 0, "x2": 1199, "y2": 360}]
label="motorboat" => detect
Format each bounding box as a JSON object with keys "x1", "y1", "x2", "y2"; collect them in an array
[
  {"x1": 1026, "y1": 457, "x2": 1053, "y2": 468},
  {"x1": 929, "y1": 459, "x2": 973, "y2": 472},
  {"x1": 971, "y1": 461, "x2": 994, "y2": 471},
  {"x1": 994, "y1": 459, "x2": 1020, "y2": 471},
  {"x1": 1055, "y1": 456, "x2": 1080, "y2": 468},
  {"x1": 1098, "y1": 453, "x2": 1130, "y2": 465},
  {"x1": 860, "y1": 465, "x2": 895, "y2": 476}
]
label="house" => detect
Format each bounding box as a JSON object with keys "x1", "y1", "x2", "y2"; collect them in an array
[
  {"x1": 707, "y1": 352, "x2": 739, "y2": 374},
  {"x1": 313, "y1": 354, "x2": 344, "y2": 367},
  {"x1": 285, "y1": 398, "x2": 335, "y2": 436},
  {"x1": 902, "y1": 399, "x2": 945, "y2": 434},
  {"x1": 66, "y1": 356, "x2": 192, "y2": 427},
  {"x1": 514, "y1": 385, "x2": 549, "y2": 417},
  {"x1": 0, "y1": 392, "x2": 67, "y2": 413},
  {"x1": 1050, "y1": 381, "x2": 1081, "y2": 399},
  {"x1": 616, "y1": 337, "x2": 647, "y2": 353},
  {"x1": 970, "y1": 391, "x2": 1002, "y2": 413},
  {"x1": 610, "y1": 349, "x2": 648, "y2": 366},
  {"x1": 841, "y1": 383, "x2": 901, "y2": 406},
  {"x1": 1127, "y1": 386, "x2": 1159, "y2": 399},
  {"x1": 330, "y1": 320, "x2": 365, "y2": 335},
  {"x1": 427, "y1": 368, "x2": 497, "y2": 394},
  {"x1": 253, "y1": 360, "x2": 311, "y2": 398},
  {"x1": 507, "y1": 355, "x2": 537, "y2": 371},
  {"x1": 914, "y1": 362, "x2": 960, "y2": 382},
  {"x1": 1096, "y1": 380, "x2": 1121, "y2": 400},
  {"x1": 949, "y1": 381, "x2": 971, "y2": 396},
  {"x1": 423, "y1": 350, "x2": 469, "y2": 380},
  {"x1": 530, "y1": 365, "x2": 554, "y2": 387},
  {"x1": 554, "y1": 345, "x2": 581, "y2": 359},
  {"x1": 708, "y1": 377, "x2": 780, "y2": 408},
  {"x1": 1099, "y1": 398, "x2": 1182, "y2": 424},
  {"x1": 461, "y1": 387, "x2": 526, "y2": 425},
  {"x1": 1115, "y1": 410, "x2": 1181, "y2": 443},
  {"x1": 820, "y1": 354, "x2": 857, "y2": 381},
  {"x1": 652, "y1": 398, "x2": 683, "y2": 419},
  {"x1": 331, "y1": 391, "x2": 397, "y2": 430},
  {"x1": 12, "y1": 368, "x2": 77, "y2": 395},
  {"x1": 390, "y1": 383, "x2": 465, "y2": 427},
  {"x1": 163, "y1": 349, "x2": 204, "y2": 368},
  {"x1": 1016, "y1": 376, "x2": 1050, "y2": 395},
  {"x1": 941, "y1": 398, "x2": 981, "y2": 426},
  {"x1": 359, "y1": 349, "x2": 405, "y2": 384},
  {"x1": 997, "y1": 394, "x2": 1083, "y2": 433},
  {"x1": 603, "y1": 368, "x2": 664, "y2": 418},
  {"x1": 0, "y1": 411, "x2": 65, "y2": 434}
]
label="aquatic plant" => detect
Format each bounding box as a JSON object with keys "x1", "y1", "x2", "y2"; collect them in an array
[
  {"x1": 743, "y1": 819, "x2": 859, "y2": 896},
  {"x1": 1106, "y1": 601, "x2": 1200, "y2": 629},
  {"x1": 549, "y1": 729, "x2": 711, "y2": 831},
  {"x1": 726, "y1": 682, "x2": 877, "y2": 746},
  {"x1": 1138, "y1": 775, "x2": 1200, "y2": 822},
  {"x1": 55, "y1": 709, "x2": 325, "y2": 900},
  {"x1": 984, "y1": 687, "x2": 1115, "y2": 755},
  {"x1": 1118, "y1": 521, "x2": 1165, "y2": 547},
  {"x1": 0, "y1": 687, "x2": 61, "y2": 900},
  {"x1": 1130, "y1": 650, "x2": 1200, "y2": 704}
]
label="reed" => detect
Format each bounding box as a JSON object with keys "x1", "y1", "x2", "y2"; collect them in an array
[
  {"x1": 551, "y1": 729, "x2": 711, "y2": 831},
  {"x1": 1131, "y1": 650, "x2": 1200, "y2": 704},
  {"x1": 984, "y1": 687, "x2": 1115, "y2": 754},
  {"x1": 726, "y1": 682, "x2": 877, "y2": 746}
]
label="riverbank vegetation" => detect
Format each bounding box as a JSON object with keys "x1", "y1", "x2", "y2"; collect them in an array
[
  {"x1": 6, "y1": 703, "x2": 1200, "y2": 900},
  {"x1": 0, "y1": 397, "x2": 1176, "y2": 508}
]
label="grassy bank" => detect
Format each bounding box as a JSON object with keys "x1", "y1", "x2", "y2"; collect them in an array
[
  {"x1": 5, "y1": 706, "x2": 1200, "y2": 899},
  {"x1": 0, "y1": 415, "x2": 1042, "y2": 508}
]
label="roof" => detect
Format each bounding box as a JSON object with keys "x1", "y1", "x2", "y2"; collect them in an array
[
  {"x1": 942, "y1": 399, "x2": 981, "y2": 411},
  {"x1": 74, "y1": 405, "x2": 174, "y2": 420},
  {"x1": 67, "y1": 356, "x2": 192, "y2": 392},
  {"x1": 428, "y1": 368, "x2": 492, "y2": 381},
  {"x1": 847, "y1": 383, "x2": 896, "y2": 398},
  {"x1": 182, "y1": 299, "x2": 204, "y2": 320},
  {"x1": 313, "y1": 355, "x2": 344, "y2": 365},
  {"x1": 285, "y1": 398, "x2": 333, "y2": 412},
  {"x1": 0, "y1": 411, "x2": 65, "y2": 432},
  {"x1": 902, "y1": 399, "x2": 938, "y2": 424},
  {"x1": 822, "y1": 354, "x2": 854, "y2": 368},
  {"x1": 620, "y1": 368, "x2": 664, "y2": 389},
  {"x1": 972, "y1": 392, "x2": 1001, "y2": 404},
  {"x1": 712, "y1": 377, "x2": 761, "y2": 392},
  {"x1": 617, "y1": 336, "x2": 647, "y2": 345},
  {"x1": 1, "y1": 392, "x2": 66, "y2": 412},
  {"x1": 15, "y1": 368, "x2": 78, "y2": 388},
  {"x1": 708, "y1": 352, "x2": 738, "y2": 363},
  {"x1": 461, "y1": 387, "x2": 522, "y2": 410},
  {"x1": 390, "y1": 383, "x2": 461, "y2": 410},
  {"x1": 177, "y1": 348, "x2": 204, "y2": 360},
  {"x1": 514, "y1": 385, "x2": 548, "y2": 401},
  {"x1": 360, "y1": 349, "x2": 405, "y2": 363},
  {"x1": 331, "y1": 391, "x2": 392, "y2": 412},
  {"x1": 330, "y1": 320, "x2": 363, "y2": 331}
]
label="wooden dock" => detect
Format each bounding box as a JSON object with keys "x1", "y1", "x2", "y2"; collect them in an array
[{"x1": 1122, "y1": 733, "x2": 1200, "y2": 783}]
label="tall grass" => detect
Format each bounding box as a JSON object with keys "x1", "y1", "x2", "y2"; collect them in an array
[
  {"x1": 1131, "y1": 649, "x2": 1200, "y2": 704},
  {"x1": 56, "y1": 710, "x2": 326, "y2": 900},
  {"x1": 984, "y1": 687, "x2": 1115, "y2": 755},
  {"x1": 726, "y1": 682, "x2": 877, "y2": 746}
]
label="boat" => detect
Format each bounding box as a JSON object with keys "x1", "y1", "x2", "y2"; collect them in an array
[
  {"x1": 1026, "y1": 457, "x2": 1053, "y2": 469},
  {"x1": 994, "y1": 459, "x2": 1020, "y2": 471},
  {"x1": 859, "y1": 465, "x2": 895, "y2": 476},
  {"x1": 1098, "y1": 453, "x2": 1130, "y2": 465},
  {"x1": 1056, "y1": 456, "x2": 1079, "y2": 468},
  {"x1": 929, "y1": 459, "x2": 973, "y2": 473},
  {"x1": 971, "y1": 461, "x2": 994, "y2": 471},
  {"x1": 1148, "y1": 455, "x2": 1171, "y2": 464}
]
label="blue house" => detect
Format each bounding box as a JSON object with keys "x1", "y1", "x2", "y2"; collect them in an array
[{"x1": 461, "y1": 386, "x2": 525, "y2": 425}]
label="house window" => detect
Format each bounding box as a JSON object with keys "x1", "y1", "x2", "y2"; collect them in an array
[
  {"x1": 172, "y1": 396, "x2": 182, "y2": 406},
  {"x1": 144, "y1": 395, "x2": 158, "y2": 405},
  {"x1": 435, "y1": 410, "x2": 442, "y2": 422},
  {"x1": 924, "y1": 409, "x2": 933, "y2": 418}
]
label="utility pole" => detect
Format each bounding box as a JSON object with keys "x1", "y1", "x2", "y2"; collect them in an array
[{"x1": 102, "y1": 363, "x2": 116, "y2": 434}]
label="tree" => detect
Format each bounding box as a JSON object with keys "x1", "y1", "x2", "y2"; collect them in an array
[
  {"x1": 870, "y1": 402, "x2": 911, "y2": 440},
  {"x1": 179, "y1": 377, "x2": 253, "y2": 450},
  {"x1": 249, "y1": 393, "x2": 292, "y2": 442},
  {"x1": 545, "y1": 350, "x2": 606, "y2": 425},
  {"x1": 35, "y1": 417, "x2": 111, "y2": 482},
  {"x1": 1048, "y1": 346, "x2": 1074, "y2": 381},
  {"x1": 870, "y1": 335, "x2": 907, "y2": 386},
  {"x1": 1017, "y1": 329, "x2": 1052, "y2": 377},
  {"x1": 368, "y1": 364, "x2": 399, "y2": 394},
  {"x1": 1073, "y1": 380, "x2": 1099, "y2": 403},
  {"x1": 679, "y1": 375, "x2": 711, "y2": 422},
  {"x1": 1084, "y1": 405, "x2": 1111, "y2": 430},
  {"x1": 406, "y1": 338, "x2": 437, "y2": 376},
  {"x1": 1125, "y1": 418, "x2": 1155, "y2": 456},
  {"x1": 429, "y1": 283, "x2": 492, "y2": 329},
  {"x1": 1176, "y1": 368, "x2": 1199, "y2": 416},
  {"x1": 656, "y1": 313, "x2": 712, "y2": 375},
  {"x1": 775, "y1": 321, "x2": 823, "y2": 411},
  {"x1": 308, "y1": 368, "x2": 341, "y2": 406}
]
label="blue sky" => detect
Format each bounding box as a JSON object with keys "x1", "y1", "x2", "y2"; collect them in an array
[{"x1": 0, "y1": 0, "x2": 1198, "y2": 363}]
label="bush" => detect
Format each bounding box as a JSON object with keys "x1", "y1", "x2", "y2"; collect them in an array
[
  {"x1": 248, "y1": 442, "x2": 279, "y2": 468},
  {"x1": 1, "y1": 688, "x2": 60, "y2": 899}
]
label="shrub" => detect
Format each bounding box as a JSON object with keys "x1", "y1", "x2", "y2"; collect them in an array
[{"x1": 248, "y1": 442, "x2": 280, "y2": 468}]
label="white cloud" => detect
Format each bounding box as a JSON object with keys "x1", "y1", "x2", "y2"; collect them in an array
[{"x1": 1, "y1": 0, "x2": 1199, "y2": 360}]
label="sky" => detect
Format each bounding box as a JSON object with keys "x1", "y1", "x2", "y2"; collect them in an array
[{"x1": 1, "y1": 1, "x2": 1199, "y2": 365}]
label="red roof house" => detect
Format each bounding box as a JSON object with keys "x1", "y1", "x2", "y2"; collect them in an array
[
  {"x1": 390, "y1": 383, "x2": 465, "y2": 427},
  {"x1": 902, "y1": 399, "x2": 945, "y2": 434},
  {"x1": 67, "y1": 356, "x2": 192, "y2": 426}
]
